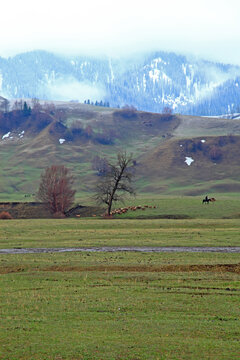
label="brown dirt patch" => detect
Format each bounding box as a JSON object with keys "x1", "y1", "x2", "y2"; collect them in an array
[
  {"x1": 1, "y1": 263, "x2": 240, "y2": 274},
  {"x1": 43, "y1": 263, "x2": 240, "y2": 274}
]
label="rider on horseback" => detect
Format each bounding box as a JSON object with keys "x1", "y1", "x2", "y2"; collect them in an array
[{"x1": 202, "y1": 195, "x2": 216, "y2": 204}]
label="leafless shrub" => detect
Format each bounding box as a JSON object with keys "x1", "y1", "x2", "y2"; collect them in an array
[
  {"x1": 36, "y1": 165, "x2": 76, "y2": 215},
  {"x1": 0, "y1": 211, "x2": 12, "y2": 219},
  {"x1": 209, "y1": 146, "x2": 223, "y2": 161},
  {"x1": 161, "y1": 106, "x2": 173, "y2": 121},
  {"x1": 113, "y1": 105, "x2": 137, "y2": 120},
  {"x1": 92, "y1": 156, "x2": 110, "y2": 176}
]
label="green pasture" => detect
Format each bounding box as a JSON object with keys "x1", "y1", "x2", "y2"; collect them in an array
[
  {"x1": 0, "y1": 218, "x2": 240, "y2": 249},
  {"x1": 0, "y1": 202, "x2": 239, "y2": 359},
  {"x1": 0, "y1": 251, "x2": 239, "y2": 360},
  {"x1": 111, "y1": 195, "x2": 240, "y2": 219}
]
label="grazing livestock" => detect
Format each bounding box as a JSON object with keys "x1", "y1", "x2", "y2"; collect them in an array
[{"x1": 108, "y1": 204, "x2": 157, "y2": 216}]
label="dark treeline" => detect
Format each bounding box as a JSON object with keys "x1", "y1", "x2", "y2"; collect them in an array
[{"x1": 84, "y1": 99, "x2": 110, "y2": 107}]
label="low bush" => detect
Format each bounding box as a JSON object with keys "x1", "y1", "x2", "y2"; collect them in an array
[
  {"x1": 53, "y1": 211, "x2": 66, "y2": 219},
  {"x1": 0, "y1": 211, "x2": 13, "y2": 219}
]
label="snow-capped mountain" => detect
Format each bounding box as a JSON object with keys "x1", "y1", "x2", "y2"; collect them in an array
[{"x1": 0, "y1": 50, "x2": 240, "y2": 116}]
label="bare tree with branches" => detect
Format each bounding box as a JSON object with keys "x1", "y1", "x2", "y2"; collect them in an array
[
  {"x1": 94, "y1": 152, "x2": 136, "y2": 216},
  {"x1": 37, "y1": 165, "x2": 76, "y2": 216}
]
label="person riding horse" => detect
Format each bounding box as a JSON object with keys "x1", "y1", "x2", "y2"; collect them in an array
[
  {"x1": 202, "y1": 196, "x2": 216, "y2": 204},
  {"x1": 203, "y1": 195, "x2": 210, "y2": 204}
]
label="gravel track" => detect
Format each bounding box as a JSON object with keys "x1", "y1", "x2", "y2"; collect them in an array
[{"x1": 1, "y1": 246, "x2": 240, "y2": 254}]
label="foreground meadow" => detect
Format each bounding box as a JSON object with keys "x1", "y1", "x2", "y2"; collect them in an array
[
  {"x1": 1, "y1": 218, "x2": 240, "y2": 249},
  {"x1": 0, "y1": 212, "x2": 239, "y2": 359},
  {"x1": 0, "y1": 251, "x2": 239, "y2": 360}
]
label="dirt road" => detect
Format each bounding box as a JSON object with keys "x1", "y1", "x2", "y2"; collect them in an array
[{"x1": 1, "y1": 246, "x2": 240, "y2": 254}]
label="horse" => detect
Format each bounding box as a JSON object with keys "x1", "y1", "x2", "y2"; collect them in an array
[{"x1": 202, "y1": 197, "x2": 216, "y2": 204}]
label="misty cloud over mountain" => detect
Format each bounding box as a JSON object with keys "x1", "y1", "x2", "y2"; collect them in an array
[{"x1": 0, "y1": 50, "x2": 240, "y2": 116}]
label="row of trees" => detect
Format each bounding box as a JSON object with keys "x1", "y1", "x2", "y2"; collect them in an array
[
  {"x1": 84, "y1": 99, "x2": 110, "y2": 107},
  {"x1": 37, "y1": 152, "x2": 135, "y2": 217}
]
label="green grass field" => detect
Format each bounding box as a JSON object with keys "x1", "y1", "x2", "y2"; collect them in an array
[
  {"x1": 0, "y1": 215, "x2": 240, "y2": 359},
  {"x1": 1, "y1": 100, "x2": 240, "y2": 358},
  {"x1": 1, "y1": 218, "x2": 240, "y2": 249},
  {"x1": 0, "y1": 251, "x2": 239, "y2": 360},
  {"x1": 111, "y1": 195, "x2": 240, "y2": 218}
]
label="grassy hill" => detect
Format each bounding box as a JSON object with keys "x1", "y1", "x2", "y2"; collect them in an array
[
  {"x1": 1, "y1": 101, "x2": 240, "y2": 201},
  {"x1": 137, "y1": 135, "x2": 240, "y2": 195}
]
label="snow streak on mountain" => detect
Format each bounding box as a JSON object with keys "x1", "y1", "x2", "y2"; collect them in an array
[{"x1": 0, "y1": 50, "x2": 240, "y2": 116}]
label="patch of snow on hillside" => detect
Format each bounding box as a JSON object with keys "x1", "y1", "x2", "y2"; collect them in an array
[
  {"x1": 136, "y1": 77, "x2": 140, "y2": 91},
  {"x1": 161, "y1": 91, "x2": 194, "y2": 110},
  {"x1": 201, "y1": 139, "x2": 205, "y2": 143},
  {"x1": 80, "y1": 62, "x2": 89, "y2": 73},
  {"x1": 149, "y1": 69, "x2": 160, "y2": 83},
  {"x1": 208, "y1": 113, "x2": 240, "y2": 119},
  {"x1": 186, "y1": 76, "x2": 191, "y2": 89},
  {"x1": 162, "y1": 72, "x2": 171, "y2": 83},
  {"x1": 2, "y1": 132, "x2": 11, "y2": 140},
  {"x1": 0, "y1": 73, "x2": 2, "y2": 91},
  {"x1": 143, "y1": 74, "x2": 146, "y2": 92},
  {"x1": 153, "y1": 58, "x2": 167, "y2": 66},
  {"x1": 182, "y1": 64, "x2": 187, "y2": 76},
  {"x1": 59, "y1": 138, "x2": 65, "y2": 144},
  {"x1": 185, "y1": 157, "x2": 194, "y2": 166},
  {"x1": 193, "y1": 82, "x2": 201, "y2": 99},
  {"x1": 109, "y1": 59, "x2": 114, "y2": 82}
]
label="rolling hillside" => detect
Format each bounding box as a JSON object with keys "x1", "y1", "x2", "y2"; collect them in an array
[{"x1": 1, "y1": 100, "x2": 240, "y2": 200}]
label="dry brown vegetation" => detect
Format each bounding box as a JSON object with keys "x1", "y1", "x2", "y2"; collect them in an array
[
  {"x1": 0, "y1": 202, "x2": 102, "y2": 218},
  {"x1": 1, "y1": 263, "x2": 239, "y2": 274},
  {"x1": 0, "y1": 211, "x2": 12, "y2": 219}
]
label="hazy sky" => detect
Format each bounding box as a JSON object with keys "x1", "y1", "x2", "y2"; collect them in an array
[{"x1": 1, "y1": 0, "x2": 240, "y2": 64}]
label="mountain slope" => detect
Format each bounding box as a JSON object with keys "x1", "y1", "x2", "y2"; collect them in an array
[{"x1": 1, "y1": 50, "x2": 240, "y2": 116}]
